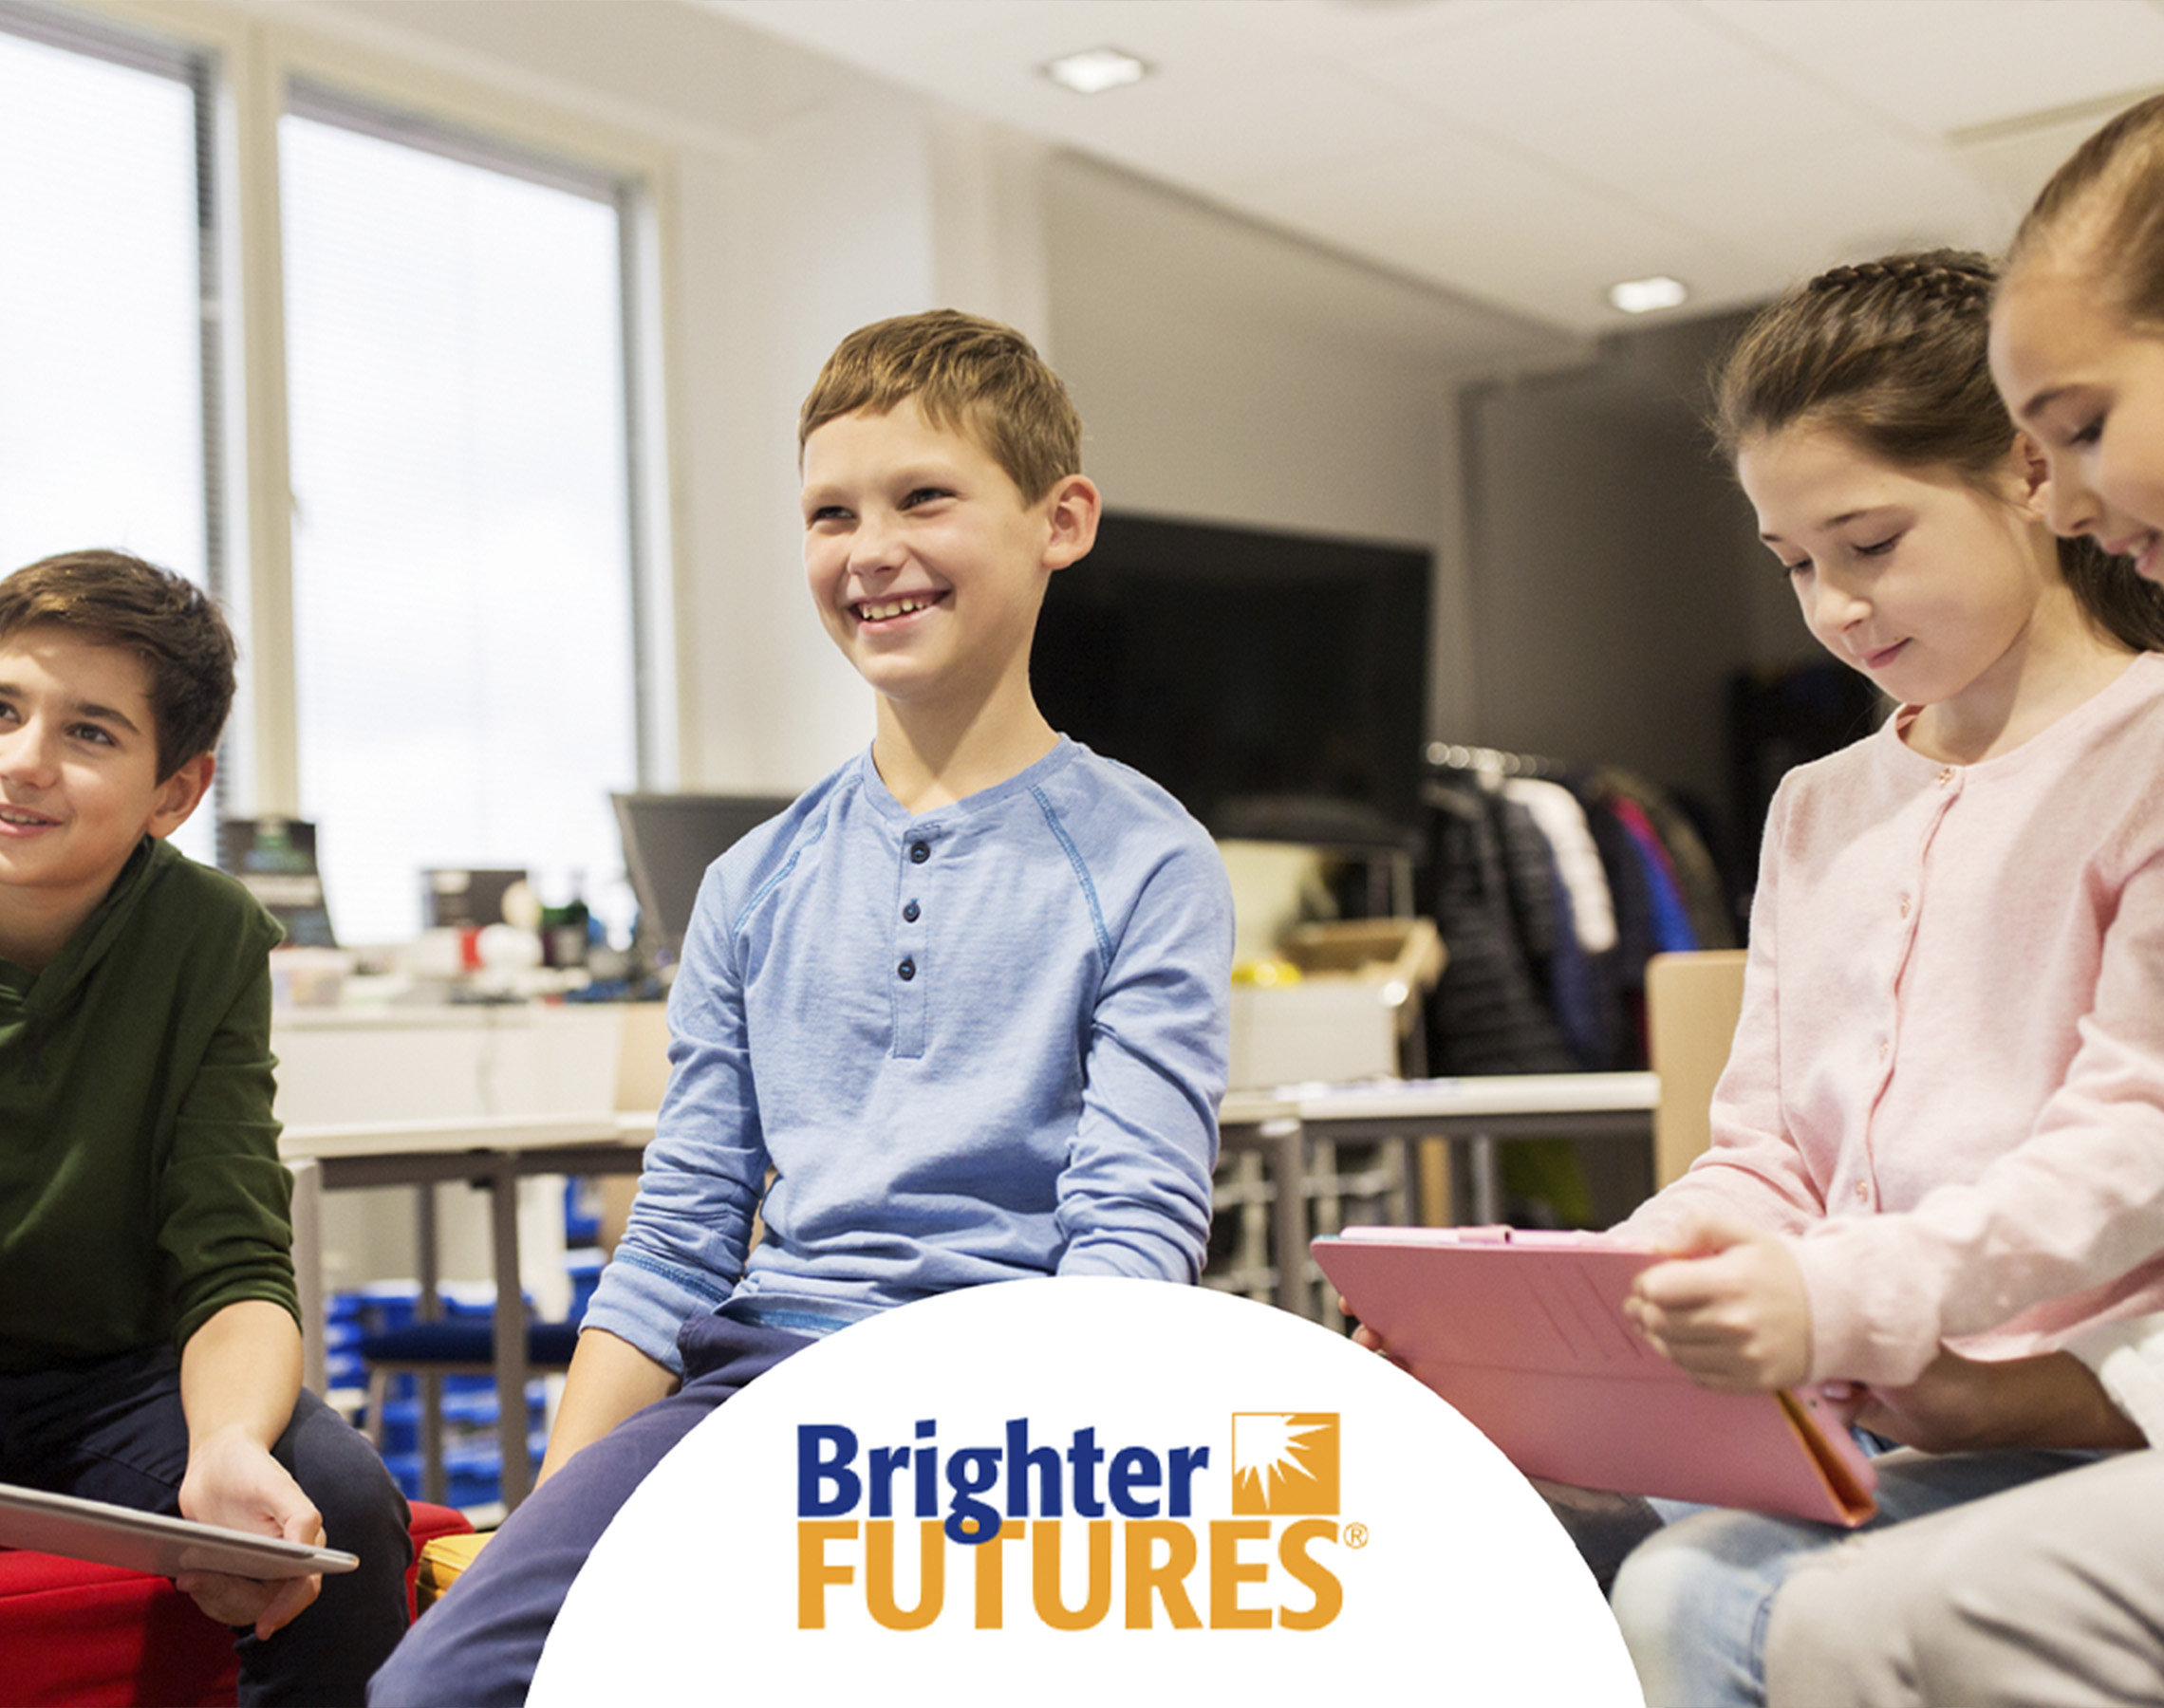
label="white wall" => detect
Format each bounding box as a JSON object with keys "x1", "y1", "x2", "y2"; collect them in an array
[
  {"x1": 136, "y1": 0, "x2": 1786, "y2": 828},
  {"x1": 1460, "y1": 310, "x2": 1816, "y2": 845}
]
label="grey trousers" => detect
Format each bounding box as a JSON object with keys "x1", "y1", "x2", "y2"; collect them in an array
[{"x1": 1764, "y1": 1448, "x2": 2164, "y2": 1708}]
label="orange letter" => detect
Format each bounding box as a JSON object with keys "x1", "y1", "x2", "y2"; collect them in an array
[
  {"x1": 973, "y1": 1518, "x2": 1023, "y2": 1628},
  {"x1": 797, "y1": 1521, "x2": 856, "y2": 1629},
  {"x1": 1278, "y1": 1520, "x2": 1343, "y2": 1631},
  {"x1": 1031, "y1": 1519, "x2": 1113, "y2": 1630},
  {"x1": 1208, "y1": 1519, "x2": 1272, "y2": 1630},
  {"x1": 1124, "y1": 1521, "x2": 1202, "y2": 1630},
  {"x1": 865, "y1": 1520, "x2": 945, "y2": 1631}
]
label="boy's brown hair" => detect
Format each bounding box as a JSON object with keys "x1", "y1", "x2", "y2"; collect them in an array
[
  {"x1": 798, "y1": 309, "x2": 1082, "y2": 502},
  {"x1": 0, "y1": 549, "x2": 237, "y2": 780}
]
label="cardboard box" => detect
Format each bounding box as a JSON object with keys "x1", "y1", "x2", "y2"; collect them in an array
[{"x1": 1227, "y1": 919, "x2": 1446, "y2": 1090}]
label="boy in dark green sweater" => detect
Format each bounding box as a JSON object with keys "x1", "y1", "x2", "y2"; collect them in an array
[{"x1": 0, "y1": 549, "x2": 410, "y2": 1704}]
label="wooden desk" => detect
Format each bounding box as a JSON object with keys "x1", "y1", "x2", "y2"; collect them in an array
[{"x1": 284, "y1": 1112, "x2": 652, "y2": 1510}]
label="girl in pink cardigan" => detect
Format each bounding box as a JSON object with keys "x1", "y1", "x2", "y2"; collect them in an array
[
  {"x1": 1603, "y1": 251, "x2": 2164, "y2": 1707},
  {"x1": 1746, "y1": 91, "x2": 2164, "y2": 1708}
]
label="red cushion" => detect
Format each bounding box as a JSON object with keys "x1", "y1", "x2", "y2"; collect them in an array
[{"x1": 0, "y1": 1502, "x2": 473, "y2": 1707}]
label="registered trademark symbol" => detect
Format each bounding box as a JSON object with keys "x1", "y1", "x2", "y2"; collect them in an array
[{"x1": 1344, "y1": 1523, "x2": 1369, "y2": 1549}]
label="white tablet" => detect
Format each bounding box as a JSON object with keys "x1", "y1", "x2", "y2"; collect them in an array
[{"x1": 0, "y1": 1482, "x2": 360, "y2": 1579}]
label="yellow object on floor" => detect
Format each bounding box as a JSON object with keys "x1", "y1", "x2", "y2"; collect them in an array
[{"x1": 416, "y1": 1531, "x2": 495, "y2": 1612}]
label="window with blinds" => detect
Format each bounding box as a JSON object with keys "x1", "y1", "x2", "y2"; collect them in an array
[
  {"x1": 279, "y1": 85, "x2": 644, "y2": 945},
  {"x1": 0, "y1": 8, "x2": 222, "y2": 864}
]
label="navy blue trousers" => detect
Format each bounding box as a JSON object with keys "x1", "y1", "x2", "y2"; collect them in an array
[
  {"x1": 368, "y1": 1314, "x2": 812, "y2": 1708},
  {"x1": 0, "y1": 1346, "x2": 413, "y2": 1706}
]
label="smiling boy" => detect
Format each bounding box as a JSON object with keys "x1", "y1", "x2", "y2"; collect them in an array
[
  {"x1": 369, "y1": 310, "x2": 1234, "y2": 1706},
  {"x1": 0, "y1": 549, "x2": 411, "y2": 1705}
]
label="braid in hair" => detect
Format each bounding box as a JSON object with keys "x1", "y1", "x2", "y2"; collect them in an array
[
  {"x1": 1711, "y1": 249, "x2": 2164, "y2": 653},
  {"x1": 1808, "y1": 253, "x2": 1995, "y2": 309},
  {"x1": 1712, "y1": 249, "x2": 2003, "y2": 472}
]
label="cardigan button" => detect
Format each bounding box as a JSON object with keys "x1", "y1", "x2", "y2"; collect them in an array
[
  {"x1": 909, "y1": 841, "x2": 930, "y2": 864},
  {"x1": 904, "y1": 900, "x2": 921, "y2": 923},
  {"x1": 898, "y1": 958, "x2": 917, "y2": 981}
]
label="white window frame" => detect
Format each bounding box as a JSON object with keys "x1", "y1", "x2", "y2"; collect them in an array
[
  {"x1": 0, "y1": 0, "x2": 234, "y2": 827},
  {"x1": 25, "y1": 0, "x2": 685, "y2": 818}
]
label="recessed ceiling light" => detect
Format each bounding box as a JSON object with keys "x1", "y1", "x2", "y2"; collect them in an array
[
  {"x1": 1042, "y1": 47, "x2": 1150, "y2": 96},
  {"x1": 1608, "y1": 275, "x2": 1689, "y2": 315}
]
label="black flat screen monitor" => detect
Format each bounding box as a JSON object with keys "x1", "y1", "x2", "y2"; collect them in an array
[
  {"x1": 612, "y1": 792, "x2": 795, "y2": 964},
  {"x1": 1032, "y1": 511, "x2": 1432, "y2": 845}
]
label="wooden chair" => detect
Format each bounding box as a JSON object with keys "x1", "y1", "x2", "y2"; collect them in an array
[{"x1": 1645, "y1": 950, "x2": 1747, "y2": 1188}]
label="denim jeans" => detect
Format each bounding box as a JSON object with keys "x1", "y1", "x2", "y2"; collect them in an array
[
  {"x1": 1606, "y1": 1443, "x2": 2099, "y2": 1708},
  {"x1": 0, "y1": 1345, "x2": 413, "y2": 1707}
]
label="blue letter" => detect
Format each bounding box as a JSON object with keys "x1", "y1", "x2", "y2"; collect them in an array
[
  {"x1": 945, "y1": 1445, "x2": 1004, "y2": 1545},
  {"x1": 798, "y1": 1424, "x2": 860, "y2": 1516}
]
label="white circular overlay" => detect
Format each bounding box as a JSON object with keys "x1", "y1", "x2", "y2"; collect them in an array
[{"x1": 532, "y1": 1278, "x2": 1639, "y2": 1706}]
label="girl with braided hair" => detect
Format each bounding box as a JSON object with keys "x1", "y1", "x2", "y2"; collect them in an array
[
  {"x1": 1584, "y1": 247, "x2": 2164, "y2": 1706},
  {"x1": 1739, "y1": 99, "x2": 2164, "y2": 1708}
]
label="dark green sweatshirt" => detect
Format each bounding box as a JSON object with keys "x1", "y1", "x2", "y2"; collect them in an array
[{"x1": 0, "y1": 836, "x2": 294, "y2": 1373}]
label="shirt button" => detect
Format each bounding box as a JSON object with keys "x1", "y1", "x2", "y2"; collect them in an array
[
  {"x1": 898, "y1": 958, "x2": 917, "y2": 981},
  {"x1": 1877, "y1": 1040, "x2": 1890, "y2": 1061},
  {"x1": 909, "y1": 841, "x2": 930, "y2": 864},
  {"x1": 1898, "y1": 895, "x2": 1911, "y2": 918},
  {"x1": 1936, "y1": 768, "x2": 1956, "y2": 787},
  {"x1": 1854, "y1": 1181, "x2": 1871, "y2": 1203},
  {"x1": 904, "y1": 900, "x2": 920, "y2": 922}
]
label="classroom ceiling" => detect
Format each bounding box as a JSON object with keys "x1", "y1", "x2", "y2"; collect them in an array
[{"x1": 699, "y1": 0, "x2": 2164, "y2": 335}]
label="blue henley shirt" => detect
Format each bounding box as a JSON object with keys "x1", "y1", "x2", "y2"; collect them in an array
[{"x1": 583, "y1": 736, "x2": 1234, "y2": 1371}]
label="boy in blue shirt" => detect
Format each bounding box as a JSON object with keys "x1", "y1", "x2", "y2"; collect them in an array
[
  {"x1": 370, "y1": 310, "x2": 1233, "y2": 1705},
  {"x1": 0, "y1": 549, "x2": 412, "y2": 1704}
]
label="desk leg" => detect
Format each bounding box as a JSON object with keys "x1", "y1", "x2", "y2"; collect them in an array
[
  {"x1": 491, "y1": 1161, "x2": 533, "y2": 1510},
  {"x1": 416, "y1": 1187, "x2": 445, "y2": 1509},
  {"x1": 289, "y1": 1159, "x2": 326, "y2": 1397},
  {"x1": 1263, "y1": 1120, "x2": 1310, "y2": 1320},
  {"x1": 1469, "y1": 1133, "x2": 1502, "y2": 1225}
]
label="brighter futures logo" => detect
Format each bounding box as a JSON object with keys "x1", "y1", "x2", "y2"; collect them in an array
[{"x1": 796, "y1": 1412, "x2": 1351, "y2": 1631}]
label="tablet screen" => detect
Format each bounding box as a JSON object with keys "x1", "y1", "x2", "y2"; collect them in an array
[{"x1": 0, "y1": 1481, "x2": 360, "y2": 1580}]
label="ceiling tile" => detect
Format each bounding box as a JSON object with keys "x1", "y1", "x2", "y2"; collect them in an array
[
  {"x1": 1238, "y1": 128, "x2": 1765, "y2": 330},
  {"x1": 708, "y1": 0, "x2": 1434, "y2": 184},
  {"x1": 1701, "y1": 0, "x2": 2164, "y2": 139},
  {"x1": 1344, "y1": 0, "x2": 1874, "y2": 193},
  {"x1": 1632, "y1": 124, "x2": 2009, "y2": 267},
  {"x1": 698, "y1": 0, "x2": 2147, "y2": 336}
]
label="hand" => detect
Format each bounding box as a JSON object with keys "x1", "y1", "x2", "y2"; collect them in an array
[
  {"x1": 1338, "y1": 1296, "x2": 1377, "y2": 1353},
  {"x1": 1338, "y1": 1296, "x2": 1397, "y2": 1359},
  {"x1": 175, "y1": 1425, "x2": 324, "y2": 1640},
  {"x1": 1625, "y1": 1204, "x2": 1812, "y2": 1392},
  {"x1": 1853, "y1": 1347, "x2": 2146, "y2": 1454}
]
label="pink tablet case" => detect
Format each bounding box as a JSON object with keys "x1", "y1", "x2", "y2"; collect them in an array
[{"x1": 1312, "y1": 1227, "x2": 1876, "y2": 1527}]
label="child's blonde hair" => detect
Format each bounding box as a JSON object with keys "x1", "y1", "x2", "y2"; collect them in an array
[
  {"x1": 798, "y1": 309, "x2": 1082, "y2": 503},
  {"x1": 2008, "y1": 91, "x2": 2164, "y2": 330},
  {"x1": 1711, "y1": 250, "x2": 2164, "y2": 654}
]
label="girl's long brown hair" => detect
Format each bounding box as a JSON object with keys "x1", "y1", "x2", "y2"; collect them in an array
[{"x1": 1711, "y1": 249, "x2": 2164, "y2": 654}]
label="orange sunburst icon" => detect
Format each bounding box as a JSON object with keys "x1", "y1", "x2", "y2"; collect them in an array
[{"x1": 1229, "y1": 1412, "x2": 1340, "y2": 1515}]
